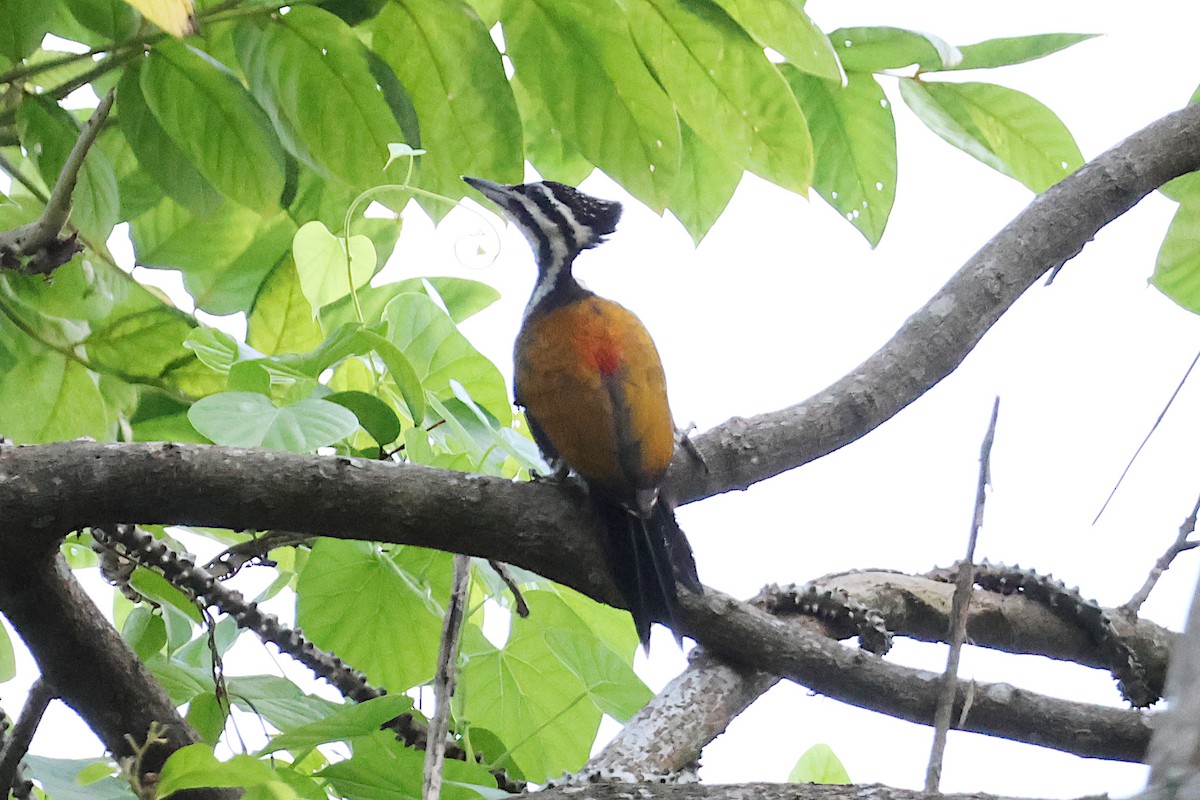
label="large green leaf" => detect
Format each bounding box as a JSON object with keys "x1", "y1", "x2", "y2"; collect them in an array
[
  {"x1": 62, "y1": 0, "x2": 140, "y2": 43},
  {"x1": 185, "y1": 212, "x2": 296, "y2": 315},
  {"x1": 295, "y1": 540, "x2": 445, "y2": 691},
  {"x1": 383, "y1": 292, "x2": 511, "y2": 424},
  {"x1": 0, "y1": 0, "x2": 51, "y2": 60},
  {"x1": 157, "y1": 745, "x2": 290, "y2": 798},
  {"x1": 248, "y1": 259, "x2": 324, "y2": 356},
  {"x1": 140, "y1": 40, "x2": 286, "y2": 212},
  {"x1": 459, "y1": 591, "x2": 648, "y2": 782},
  {"x1": 225, "y1": 674, "x2": 341, "y2": 731},
  {"x1": 785, "y1": 67, "x2": 896, "y2": 246},
  {"x1": 951, "y1": 33, "x2": 1099, "y2": 71},
  {"x1": 321, "y1": 732, "x2": 500, "y2": 800},
  {"x1": 710, "y1": 0, "x2": 841, "y2": 80},
  {"x1": 1152, "y1": 196, "x2": 1200, "y2": 313},
  {"x1": 86, "y1": 308, "x2": 197, "y2": 378},
  {"x1": 502, "y1": 0, "x2": 680, "y2": 211},
  {"x1": 510, "y1": 74, "x2": 594, "y2": 187},
  {"x1": 233, "y1": 6, "x2": 407, "y2": 193},
  {"x1": 625, "y1": 0, "x2": 812, "y2": 195},
  {"x1": 23, "y1": 757, "x2": 134, "y2": 800},
  {"x1": 322, "y1": 276, "x2": 500, "y2": 329},
  {"x1": 132, "y1": 196, "x2": 259, "y2": 273},
  {"x1": 187, "y1": 393, "x2": 360, "y2": 452},
  {"x1": 117, "y1": 68, "x2": 225, "y2": 216},
  {"x1": 668, "y1": 121, "x2": 742, "y2": 244},
  {"x1": 373, "y1": 0, "x2": 523, "y2": 216},
  {"x1": 831, "y1": 26, "x2": 961, "y2": 72},
  {"x1": 0, "y1": 344, "x2": 109, "y2": 443},
  {"x1": 15, "y1": 95, "x2": 120, "y2": 242},
  {"x1": 899, "y1": 79, "x2": 1083, "y2": 193}
]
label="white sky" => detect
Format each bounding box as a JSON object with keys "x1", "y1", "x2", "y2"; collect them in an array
[{"x1": 7, "y1": 1, "x2": 1200, "y2": 797}]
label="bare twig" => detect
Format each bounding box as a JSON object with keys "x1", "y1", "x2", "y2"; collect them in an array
[
  {"x1": 925, "y1": 397, "x2": 999, "y2": 792},
  {"x1": 486, "y1": 559, "x2": 530, "y2": 617},
  {"x1": 423, "y1": 554, "x2": 471, "y2": 800},
  {"x1": 1122, "y1": 491, "x2": 1200, "y2": 617},
  {"x1": 0, "y1": 88, "x2": 115, "y2": 275},
  {"x1": 1094, "y1": 348, "x2": 1200, "y2": 525},
  {"x1": 0, "y1": 679, "x2": 54, "y2": 797},
  {"x1": 204, "y1": 530, "x2": 313, "y2": 579}
]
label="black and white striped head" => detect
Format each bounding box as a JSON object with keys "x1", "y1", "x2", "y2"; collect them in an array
[{"x1": 463, "y1": 177, "x2": 623, "y2": 271}]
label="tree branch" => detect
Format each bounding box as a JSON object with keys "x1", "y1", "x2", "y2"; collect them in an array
[
  {"x1": 0, "y1": 89, "x2": 114, "y2": 275},
  {"x1": 0, "y1": 442, "x2": 1158, "y2": 763},
  {"x1": 669, "y1": 102, "x2": 1200, "y2": 504}
]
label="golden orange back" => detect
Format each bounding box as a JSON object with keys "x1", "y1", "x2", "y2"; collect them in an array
[{"x1": 514, "y1": 296, "x2": 675, "y2": 505}]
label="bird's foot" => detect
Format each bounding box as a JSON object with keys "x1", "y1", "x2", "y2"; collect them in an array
[{"x1": 676, "y1": 422, "x2": 709, "y2": 474}]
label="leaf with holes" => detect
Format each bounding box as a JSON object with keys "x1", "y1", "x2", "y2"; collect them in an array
[
  {"x1": 625, "y1": 0, "x2": 811, "y2": 195},
  {"x1": 785, "y1": 67, "x2": 896, "y2": 246},
  {"x1": 502, "y1": 0, "x2": 679, "y2": 210},
  {"x1": 187, "y1": 392, "x2": 359, "y2": 452}
]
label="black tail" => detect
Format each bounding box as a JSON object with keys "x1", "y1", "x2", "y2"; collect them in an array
[{"x1": 598, "y1": 497, "x2": 702, "y2": 649}]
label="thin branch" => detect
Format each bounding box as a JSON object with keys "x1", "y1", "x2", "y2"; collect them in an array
[
  {"x1": 0, "y1": 679, "x2": 53, "y2": 796},
  {"x1": 424, "y1": 555, "x2": 471, "y2": 800},
  {"x1": 926, "y1": 398, "x2": 999, "y2": 792},
  {"x1": 486, "y1": 559, "x2": 530, "y2": 617},
  {"x1": 1122, "y1": 491, "x2": 1200, "y2": 616},
  {"x1": 1095, "y1": 348, "x2": 1200, "y2": 524},
  {"x1": 0, "y1": 89, "x2": 115, "y2": 275}
]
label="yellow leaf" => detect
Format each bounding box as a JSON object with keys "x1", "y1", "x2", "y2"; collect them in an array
[{"x1": 120, "y1": 0, "x2": 198, "y2": 37}]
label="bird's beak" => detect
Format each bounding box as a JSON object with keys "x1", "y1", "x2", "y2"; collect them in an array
[{"x1": 462, "y1": 176, "x2": 514, "y2": 208}]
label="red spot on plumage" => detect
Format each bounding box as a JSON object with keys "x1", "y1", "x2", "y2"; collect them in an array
[{"x1": 592, "y1": 345, "x2": 621, "y2": 375}]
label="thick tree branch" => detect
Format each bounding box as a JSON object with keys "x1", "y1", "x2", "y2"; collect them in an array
[
  {"x1": 0, "y1": 442, "x2": 1157, "y2": 763},
  {"x1": 534, "y1": 784, "x2": 1104, "y2": 800},
  {"x1": 669, "y1": 101, "x2": 1200, "y2": 504}
]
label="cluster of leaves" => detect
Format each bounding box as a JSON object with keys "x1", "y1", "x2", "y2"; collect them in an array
[{"x1": 0, "y1": 0, "x2": 1121, "y2": 796}]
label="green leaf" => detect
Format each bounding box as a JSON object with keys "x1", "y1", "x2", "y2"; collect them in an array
[
  {"x1": 248, "y1": 258, "x2": 324, "y2": 356},
  {"x1": 625, "y1": 0, "x2": 811, "y2": 195},
  {"x1": 1152, "y1": 197, "x2": 1200, "y2": 314},
  {"x1": 156, "y1": 745, "x2": 286, "y2": 798},
  {"x1": 15, "y1": 95, "x2": 120, "y2": 242},
  {"x1": 831, "y1": 26, "x2": 961, "y2": 72},
  {"x1": 788, "y1": 743, "x2": 851, "y2": 784},
  {"x1": 187, "y1": 692, "x2": 231, "y2": 745},
  {"x1": 322, "y1": 732, "x2": 501, "y2": 800},
  {"x1": 6, "y1": 255, "x2": 117, "y2": 321},
  {"x1": 224, "y1": 674, "x2": 341, "y2": 731},
  {"x1": 63, "y1": 0, "x2": 140, "y2": 39},
  {"x1": 0, "y1": 0, "x2": 51, "y2": 60},
  {"x1": 510, "y1": 74, "x2": 594, "y2": 187},
  {"x1": 183, "y1": 327, "x2": 256, "y2": 374},
  {"x1": 296, "y1": 540, "x2": 445, "y2": 690},
  {"x1": 233, "y1": 7, "x2": 408, "y2": 192},
  {"x1": 187, "y1": 212, "x2": 296, "y2": 315},
  {"x1": 117, "y1": 68, "x2": 224, "y2": 216},
  {"x1": 351, "y1": 329, "x2": 426, "y2": 425},
  {"x1": 899, "y1": 79, "x2": 1083, "y2": 193},
  {"x1": 187, "y1": 393, "x2": 360, "y2": 451},
  {"x1": 324, "y1": 390, "x2": 402, "y2": 447},
  {"x1": 23, "y1": 757, "x2": 135, "y2": 800},
  {"x1": 503, "y1": 0, "x2": 680, "y2": 210},
  {"x1": 132, "y1": 196, "x2": 259, "y2": 272},
  {"x1": 785, "y1": 67, "x2": 896, "y2": 246},
  {"x1": 373, "y1": 0, "x2": 523, "y2": 215},
  {"x1": 710, "y1": 0, "x2": 841, "y2": 80},
  {"x1": 128, "y1": 567, "x2": 204, "y2": 623},
  {"x1": 951, "y1": 33, "x2": 1099, "y2": 71},
  {"x1": 292, "y1": 220, "x2": 377, "y2": 311},
  {"x1": 0, "y1": 623, "x2": 16, "y2": 682},
  {"x1": 459, "y1": 591, "x2": 643, "y2": 781},
  {"x1": 259, "y1": 694, "x2": 414, "y2": 755},
  {"x1": 0, "y1": 346, "x2": 109, "y2": 443},
  {"x1": 383, "y1": 292, "x2": 511, "y2": 424},
  {"x1": 141, "y1": 41, "x2": 286, "y2": 213},
  {"x1": 122, "y1": 605, "x2": 169, "y2": 660},
  {"x1": 668, "y1": 121, "x2": 742, "y2": 244}
]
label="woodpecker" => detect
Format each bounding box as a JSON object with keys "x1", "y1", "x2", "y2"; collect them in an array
[{"x1": 463, "y1": 176, "x2": 702, "y2": 648}]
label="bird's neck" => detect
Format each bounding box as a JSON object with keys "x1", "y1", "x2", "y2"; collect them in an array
[{"x1": 524, "y1": 251, "x2": 589, "y2": 318}]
